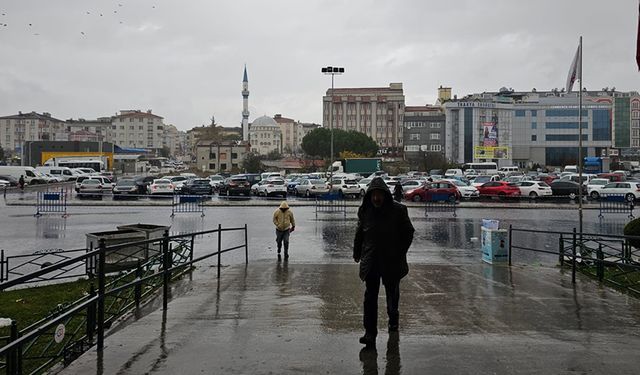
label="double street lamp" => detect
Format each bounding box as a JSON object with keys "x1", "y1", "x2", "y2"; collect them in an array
[{"x1": 321, "y1": 66, "x2": 344, "y2": 182}]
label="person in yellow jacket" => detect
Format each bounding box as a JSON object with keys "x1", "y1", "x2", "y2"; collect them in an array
[{"x1": 273, "y1": 201, "x2": 295, "y2": 260}]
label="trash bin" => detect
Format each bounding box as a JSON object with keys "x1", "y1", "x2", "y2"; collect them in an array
[
  {"x1": 86, "y1": 229, "x2": 147, "y2": 272},
  {"x1": 481, "y1": 226, "x2": 509, "y2": 264},
  {"x1": 117, "y1": 223, "x2": 170, "y2": 260}
]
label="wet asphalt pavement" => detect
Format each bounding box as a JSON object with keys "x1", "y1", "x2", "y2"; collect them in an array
[{"x1": 3, "y1": 196, "x2": 640, "y2": 374}]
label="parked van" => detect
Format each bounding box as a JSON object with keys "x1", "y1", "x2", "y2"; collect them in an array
[
  {"x1": 498, "y1": 166, "x2": 519, "y2": 174},
  {"x1": 0, "y1": 166, "x2": 47, "y2": 185},
  {"x1": 35, "y1": 166, "x2": 77, "y2": 181},
  {"x1": 444, "y1": 169, "x2": 464, "y2": 177},
  {"x1": 564, "y1": 165, "x2": 578, "y2": 174}
]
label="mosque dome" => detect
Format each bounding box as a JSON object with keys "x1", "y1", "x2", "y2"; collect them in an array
[{"x1": 251, "y1": 115, "x2": 278, "y2": 127}]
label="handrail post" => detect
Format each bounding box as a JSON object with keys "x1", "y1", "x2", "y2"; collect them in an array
[
  {"x1": 189, "y1": 235, "x2": 195, "y2": 265},
  {"x1": 7, "y1": 320, "x2": 18, "y2": 375},
  {"x1": 87, "y1": 283, "x2": 95, "y2": 344},
  {"x1": 559, "y1": 234, "x2": 564, "y2": 267},
  {"x1": 217, "y1": 224, "x2": 222, "y2": 279},
  {"x1": 162, "y1": 230, "x2": 170, "y2": 310},
  {"x1": 508, "y1": 225, "x2": 512, "y2": 266},
  {"x1": 571, "y1": 228, "x2": 577, "y2": 284},
  {"x1": 596, "y1": 244, "x2": 604, "y2": 282},
  {"x1": 244, "y1": 224, "x2": 248, "y2": 265},
  {"x1": 134, "y1": 261, "x2": 142, "y2": 311},
  {"x1": 0, "y1": 249, "x2": 5, "y2": 283},
  {"x1": 97, "y1": 238, "x2": 106, "y2": 350}
]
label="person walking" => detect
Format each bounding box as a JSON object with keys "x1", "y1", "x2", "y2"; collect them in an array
[
  {"x1": 393, "y1": 182, "x2": 403, "y2": 202},
  {"x1": 18, "y1": 175, "x2": 25, "y2": 191},
  {"x1": 353, "y1": 177, "x2": 414, "y2": 347},
  {"x1": 273, "y1": 201, "x2": 295, "y2": 260}
]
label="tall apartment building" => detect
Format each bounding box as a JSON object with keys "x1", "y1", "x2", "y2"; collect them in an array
[
  {"x1": 402, "y1": 106, "x2": 446, "y2": 161},
  {"x1": 274, "y1": 114, "x2": 297, "y2": 154},
  {"x1": 0, "y1": 112, "x2": 67, "y2": 155},
  {"x1": 442, "y1": 88, "x2": 620, "y2": 167},
  {"x1": 105, "y1": 110, "x2": 165, "y2": 152},
  {"x1": 163, "y1": 124, "x2": 179, "y2": 155},
  {"x1": 322, "y1": 83, "x2": 405, "y2": 154},
  {"x1": 613, "y1": 92, "x2": 640, "y2": 156},
  {"x1": 65, "y1": 117, "x2": 111, "y2": 142}
]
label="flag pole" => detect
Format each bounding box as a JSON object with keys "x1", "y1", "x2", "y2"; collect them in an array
[{"x1": 578, "y1": 35, "x2": 583, "y2": 237}]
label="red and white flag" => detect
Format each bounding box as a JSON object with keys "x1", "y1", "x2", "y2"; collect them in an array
[{"x1": 566, "y1": 42, "x2": 582, "y2": 93}]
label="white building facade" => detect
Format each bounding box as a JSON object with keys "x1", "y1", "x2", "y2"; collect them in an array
[
  {"x1": 249, "y1": 116, "x2": 282, "y2": 155},
  {"x1": 105, "y1": 110, "x2": 165, "y2": 152}
]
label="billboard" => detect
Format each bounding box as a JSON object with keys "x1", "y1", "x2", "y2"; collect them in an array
[
  {"x1": 482, "y1": 113, "x2": 499, "y2": 147},
  {"x1": 474, "y1": 146, "x2": 510, "y2": 160}
]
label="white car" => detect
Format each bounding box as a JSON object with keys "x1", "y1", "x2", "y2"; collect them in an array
[
  {"x1": 599, "y1": 182, "x2": 640, "y2": 202},
  {"x1": 515, "y1": 181, "x2": 552, "y2": 197},
  {"x1": 256, "y1": 178, "x2": 287, "y2": 197},
  {"x1": 330, "y1": 177, "x2": 361, "y2": 198},
  {"x1": 74, "y1": 176, "x2": 114, "y2": 192},
  {"x1": 587, "y1": 178, "x2": 610, "y2": 199},
  {"x1": 383, "y1": 176, "x2": 402, "y2": 189},
  {"x1": 148, "y1": 179, "x2": 175, "y2": 196},
  {"x1": 208, "y1": 175, "x2": 225, "y2": 189},
  {"x1": 295, "y1": 178, "x2": 329, "y2": 197},
  {"x1": 400, "y1": 179, "x2": 424, "y2": 193},
  {"x1": 165, "y1": 176, "x2": 188, "y2": 192},
  {"x1": 445, "y1": 178, "x2": 479, "y2": 198},
  {"x1": 444, "y1": 169, "x2": 464, "y2": 177},
  {"x1": 0, "y1": 178, "x2": 10, "y2": 188},
  {"x1": 357, "y1": 177, "x2": 372, "y2": 196}
]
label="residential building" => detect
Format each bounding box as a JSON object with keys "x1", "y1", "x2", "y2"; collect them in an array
[
  {"x1": 0, "y1": 112, "x2": 66, "y2": 155},
  {"x1": 65, "y1": 117, "x2": 111, "y2": 142},
  {"x1": 443, "y1": 88, "x2": 619, "y2": 167},
  {"x1": 403, "y1": 105, "x2": 446, "y2": 161},
  {"x1": 274, "y1": 114, "x2": 297, "y2": 154},
  {"x1": 163, "y1": 124, "x2": 179, "y2": 156},
  {"x1": 195, "y1": 139, "x2": 249, "y2": 173},
  {"x1": 296, "y1": 122, "x2": 321, "y2": 153},
  {"x1": 249, "y1": 115, "x2": 282, "y2": 155},
  {"x1": 106, "y1": 110, "x2": 165, "y2": 153},
  {"x1": 322, "y1": 83, "x2": 405, "y2": 154},
  {"x1": 613, "y1": 91, "x2": 640, "y2": 157}
]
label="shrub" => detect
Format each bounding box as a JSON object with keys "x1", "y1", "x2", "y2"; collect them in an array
[{"x1": 623, "y1": 218, "x2": 640, "y2": 249}]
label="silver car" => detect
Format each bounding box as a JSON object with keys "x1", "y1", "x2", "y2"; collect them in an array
[{"x1": 295, "y1": 178, "x2": 329, "y2": 197}]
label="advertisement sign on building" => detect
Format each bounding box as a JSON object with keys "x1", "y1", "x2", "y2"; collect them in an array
[
  {"x1": 482, "y1": 113, "x2": 499, "y2": 147},
  {"x1": 474, "y1": 146, "x2": 510, "y2": 159}
]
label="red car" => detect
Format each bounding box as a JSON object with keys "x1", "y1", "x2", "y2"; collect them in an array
[
  {"x1": 404, "y1": 181, "x2": 461, "y2": 202},
  {"x1": 477, "y1": 181, "x2": 521, "y2": 198},
  {"x1": 537, "y1": 173, "x2": 558, "y2": 185}
]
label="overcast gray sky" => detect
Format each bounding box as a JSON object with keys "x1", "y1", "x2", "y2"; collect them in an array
[{"x1": 1, "y1": 0, "x2": 639, "y2": 131}]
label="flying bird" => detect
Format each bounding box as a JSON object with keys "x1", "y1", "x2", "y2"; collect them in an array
[
  {"x1": 80, "y1": 31, "x2": 85, "y2": 35},
  {"x1": 28, "y1": 23, "x2": 32, "y2": 26},
  {"x1": 118, "y1": 3, "x2": 122, "y2": 6}
]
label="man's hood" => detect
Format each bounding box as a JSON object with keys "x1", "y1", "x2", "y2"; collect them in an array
[
  {"x1": 279, "y1": 201, "x2": 289, "y2": 209},
  {"x1": 362, "y1": 177, "x2": 393, "y2": 209}
]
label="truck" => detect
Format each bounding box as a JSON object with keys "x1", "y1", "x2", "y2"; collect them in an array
[
  {"x1": 583, "y1": 157, "x2": 610, "y2": 174},
  {"x1": 330, "y1": 158, "x2": 382, "y2": 176}
]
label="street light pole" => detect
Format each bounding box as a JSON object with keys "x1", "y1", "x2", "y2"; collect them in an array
[{"x1": 321, "y1": 66, "x2": 344, "y2": 184}]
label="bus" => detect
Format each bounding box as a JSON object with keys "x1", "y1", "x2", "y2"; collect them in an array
[
  {"x1": 462, "y1": 162, "x2": 498, "y2": 175},
  {"x1": 44, "y1": 157, "x2": 105, "y2": 172}
]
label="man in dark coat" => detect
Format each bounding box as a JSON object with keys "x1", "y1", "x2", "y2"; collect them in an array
[{"x1": 353, "y1": 177, "x2": 414, "y2": 347}]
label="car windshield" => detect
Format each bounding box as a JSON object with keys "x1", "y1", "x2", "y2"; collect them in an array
[
  {"x1": 537, "y1": 182, "x2": 550, "y2": 187},
  {"x1": 117, "y1": 180, "x2": 135, "y2": 186},
  {"x1": 590, "y1": 179, "x2": 609, "y2": 186},
  {"x1": 310, "y1": 180, "x2": 326, "y2": 185},
  {"x1": 474, "y1": 176, "x2": 491, "y2": 183},
  {"x1": 193, "y1": 180, "x2": 209, "y2": 185},
  {"x1": 210, "y1": 176, "x2": 224, "y2": 181},
  {"x1": 154, "y1": 179, "x2": 171, "y2": 184},
  {"x1": 83, "y1": 180, "x2": 100, "y2": 185},
  {"x1": 360, "y1": 178, "x2": 372, "y2": 184},
  {"x1": 345, "y1": 179, "x2": 357, "y2": 184},
  {"x1": 231, "y1": 178, "x2": 247, "y2": 183},
  {"x1": 450, "y1": 180, "x2": 468, "y2": 187},
  {"x1": 267, "y1": 180, "x2": 285, "y2": 185}
]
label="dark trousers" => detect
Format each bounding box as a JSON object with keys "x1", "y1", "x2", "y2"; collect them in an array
[
  {"x1": 363, "y1": 271, "x2": 400, "y2": 336},
  {"x1": 275, "y1": 229, "x2": 290, "y2": 254}
]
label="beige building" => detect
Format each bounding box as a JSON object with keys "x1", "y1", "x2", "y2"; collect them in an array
[
  {"x1": 163, "y1": 124, "x2": 179, "y2": 156},
  {"x1": 106, "y1": 110, "x2": 165, "y2": 152},
  {"x1": 195, "y1": 140, "x2": 249, "y2": 173},
  {"x1": 65, "y1": 117, "x2": 111, "y2": 143},
  {"x1": 249, "y1": 115, "x2": 282, "y2": 155},
  {"x1": 296, "y1": 122, "x2": 321, "y2": 153},
  {"x1": 322, "y1": 83, "x2": 405, "y2": 154},
  {"x1": 273, "y1": 114, "x2": 296, "y2": 154},
  {"x1": 0, "y1": 111, "x2": 67, "y2": 155}
]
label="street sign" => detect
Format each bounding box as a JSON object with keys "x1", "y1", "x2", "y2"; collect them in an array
[{"x1": 54, "y1": 323, "x2": 65, "y2": 344}]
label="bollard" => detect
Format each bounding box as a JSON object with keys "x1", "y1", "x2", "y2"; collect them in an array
[
  {"x1": 244, "y1": 223, "x2": 249, "y2": 265},
  {"x1": 0, "y1": 249, "x2": 5, "y2": 283},
  {"x1": 559, "y1": 234, "x2": 564, "y2": 267},
  {"x1": 571, "y1": 228, "x2": 577, "y2": 284},
  {"x1": 134, "y1": 261, "x2": 142, "y2": 311},
  {"x1": 189, "y1": 235, "x2": 195, "y2": 264},
  {"x1": 162, "y1": 230, "x2": 170, "y2": 310},
  {"x1": 596, "y1": 244, "x2": 604, "y2": 282},
  {"x1": 97, "y1": 239, "x2": 106, "y2": 350},
  {"x1": 87, "y1": 284, "x2": 95, "y2": 344},
  {"x1": 508, "y1": 225, "x2": 513, "y2": 266},
  {"x1": 217, "y1": 224, "x2": 222, "y2": 279}
]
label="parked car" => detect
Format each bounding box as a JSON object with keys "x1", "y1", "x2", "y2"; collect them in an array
[
  {"x1": 164, "y1": 176, "x2": 189, "y2": 193},
  {"x1": 148, "y1": 179, "x2": 175, "y2": 196},
  {"x1": 549, "y1": 180, "x2": 584, "y2": 200},
  {"x1": 599, "y1": 182, "x2": 640, "y2": 202},
  {"x1": 357, "y1": 178, "x2": 372, "y2": 196},
  {"x1": 0, "y1": 178, "x2": 11, "y2": 188},
  {"x1": 477, "y1": 181, "x2": 521, "y2": 198},
  {"x1": 404, "y1": 181, "x2": 461, "y2": 202},
  {"x1": 586, "y1": 178, "x2": 611, "y2": 199},
  {"x1": 208, "y1": 175, "x2": 225, "y2": 189},
  {"x1": 383, "y1": 176, "x2": 402, "y2": 189},
  {"x1": 182, "y1": 178, "x2": 214, "y2": 195},
  {"x1": 444, "y1": 169, "x2": 464, "y2": 177},
  {"x1": 471, "y1": 175, "x2": 501, "y2": 188},
  {"x1": 285, "y1": 175, "x2": 309, "y2": 194},
  {"x1": 295, "y1": 178, "x2": 329, "y2": 197},
  {"x1": 134, "y1": 176, "x2": 156, "y2": 195},
  {"x1": 77, "y1": 179, "x2": 103, "y2": 199},
  {"x1": 445, "y1": 178, "x2": 479, "y2": 199},
  {"x1": 235, "y1": 173, "x2": 262, "y2": 186},
  {"x1": 112, "y1": 179, "x2": 139, "y2": 200},
  {"x1": 514, "y1": 181, "x2": 552, "y2": 198},
  {"x1": 329, "y1": 177, "x2": 360, "y2": 198},
  {"x1": 0, "y1": 175, "x2": 19, "y2": 187},
  {"x1": 536, "y1": 173, "x2": 558, "y2": 185},
  {"x1": 400, "y1": 179, "x2": 424, "y2": 193},
  {"x1": 597, "y1": 173, "x2": 626, "y2": 182},
  {"x1": 75, "y1": 176, "x2": 113, "y2": 192},
  {"x1": 219, "y1": 176, "x2": 251, "y2": 196},
  {"x1": 256, "y1": 178, "x2": 287, "y2": 197}
]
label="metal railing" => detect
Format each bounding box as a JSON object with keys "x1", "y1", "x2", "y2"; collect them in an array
[
  {"x1": 598, "y1": 194, "x2": 635, "y2": 219},
  {"x1": 315, "y1": 194, "x2": 347, "y2": 218},
  {"x1": 0, "y1": 224, "x2": 248, "y2": 375},
  {"x1": 508, "y1": 226, "x2": 640, "y2": 295},
  {"x1": 34, "y1": 188, "x2": 68, "y2": 218},
  {"x1": 170, "y1": 195, "x2": 206, "y2": 217},
  {"x1": 424, "y1": 194, "x2": 458, "y2": 217}
]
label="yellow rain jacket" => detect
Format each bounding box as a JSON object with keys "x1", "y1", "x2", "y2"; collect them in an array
[{"x1": 273, "y1": 201, "x2": 295, "y2": 231}]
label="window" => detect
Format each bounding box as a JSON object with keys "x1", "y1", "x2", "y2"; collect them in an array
[
  {"x1": 231, "y1": 153, "x2": 238, "y2": 159},
  {"x1": 209, "y1": 163, "x2": 216, "y2": 170},
  {"x1": 409, "y1": 133, "x2": 420, "y2": 141},
  {"x1": 546, "y1": 109, "x2": 588, "y2": 117},
  {"x1": 515, "y1": 110, "x2": 526, "y2": 117},
  {"x1": 209, "y1": 153, "x2": 216, "y2": 159},
  {"x1": 138, "y1": 118, "x2": 143, "y2": 122},
  {"x1": 531, "y1": 135, "x2": 537, "y2": 141},
  {"x1": 531, "y1": 110, "x2": 537, "y2": 117},
  {"x1": 220, "y1": 163, "x2": 227, "y2": 170},
  {"x1": 139, "y1": 126, "x2": 144, "y2": 130},
  {"x1": 531, "y1": 122, "x2": 537, "y2": 129},
  {"x1": 430, "y1": 122, "x2": 442, "y2": 129},
  {"x1": 545, "y1": 122, "x2": 588, "y2": 129},
  {"x1": 430, "y1": 133, "x2": 440, "y2": 140},
  {"x1": 129, "y1": 118, "x2": 134, "y2": 122},
  {"x1": 546, "y1": 134, "x2": 588, "y2": 141},
  {"x1": 430, "y1": 144, "x2": 441, "y2": 152},
  {"x1": 404, "y1": 145, "x2": 419, "y2": 151}
]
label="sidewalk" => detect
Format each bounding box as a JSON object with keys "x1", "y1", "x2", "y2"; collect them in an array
[{"x1": 61, "y1": 262, "x2": 640, "y2": 374}]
